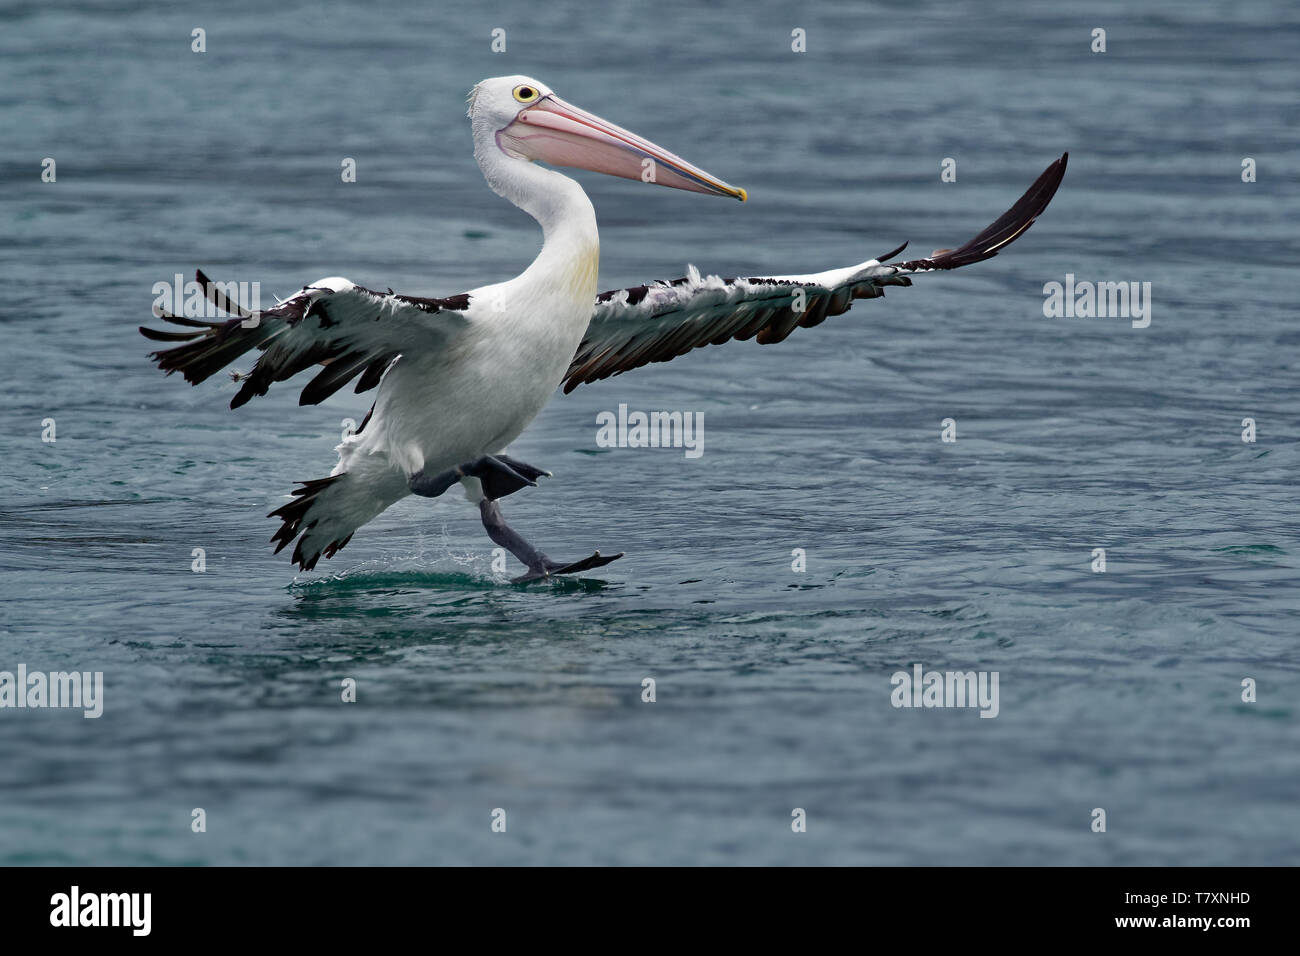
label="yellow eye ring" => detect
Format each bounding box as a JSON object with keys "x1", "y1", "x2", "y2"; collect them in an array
[{"x1": 512, "y1": 85, "x2": 539, "y2": 104}]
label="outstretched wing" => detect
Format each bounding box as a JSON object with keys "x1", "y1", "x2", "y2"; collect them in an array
[
  {"x1": 141, "y1": 276, "x2": 473, "y2": 408},
  {"x1": 563, "y1": 152, "x2": 1067, "y2": 393}
]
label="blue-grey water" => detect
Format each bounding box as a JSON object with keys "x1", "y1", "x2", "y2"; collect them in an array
[{"x1": 1, "y1": 0, "x2": 1297, "y2": 865}]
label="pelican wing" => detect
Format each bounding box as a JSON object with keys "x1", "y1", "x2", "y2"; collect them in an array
[
  {"x1": 141, "y1": 277, "x2": 472, "y2": 408},
  {"x1": 563, "y1": 153, "x2": 1066, "y2": 393}
]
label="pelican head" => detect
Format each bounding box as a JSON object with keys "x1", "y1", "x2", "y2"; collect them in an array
[{"x1": 467, "y1": 75, "x2": 746, "y2": 201}]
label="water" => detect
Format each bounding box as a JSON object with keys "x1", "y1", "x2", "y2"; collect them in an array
[{"x1": 1, "y1": 0, "x2": 1297, "y2": 865}]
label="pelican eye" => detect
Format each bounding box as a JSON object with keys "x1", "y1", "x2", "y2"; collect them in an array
[{"x1": 512, "y1": 85, "x2": 539, "y2": 103}]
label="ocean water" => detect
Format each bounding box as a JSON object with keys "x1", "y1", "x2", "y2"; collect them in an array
[{"x1": 1, "y1": 0, "x2": 1297, "y2": 865}]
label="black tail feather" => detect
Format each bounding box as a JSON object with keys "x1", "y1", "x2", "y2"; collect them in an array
[{"x1": 268, "y1": 475, "x2": 351, "y2": 571}]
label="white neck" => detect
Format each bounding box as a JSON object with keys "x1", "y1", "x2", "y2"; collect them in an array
[{"x1": 473, "y1": 126, "x2": 599, "y2": 285}]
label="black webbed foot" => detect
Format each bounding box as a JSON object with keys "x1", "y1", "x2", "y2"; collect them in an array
[{"x1": 510, "y1": 551, "x2": 624, "y2": 583}]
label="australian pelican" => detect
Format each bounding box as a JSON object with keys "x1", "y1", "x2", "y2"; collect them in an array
[{"x1": 141, "y1": 75, "x2": 1067, "y2": 580}]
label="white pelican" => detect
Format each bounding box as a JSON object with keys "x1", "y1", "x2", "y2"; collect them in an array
[{"x1": 142, "y1": 75, "x2": 1066, "y2": 581}]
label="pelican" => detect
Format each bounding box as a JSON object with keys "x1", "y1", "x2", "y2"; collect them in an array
[{"x1": 141, "y1": 75, "x2": 1067, "y2": 581}]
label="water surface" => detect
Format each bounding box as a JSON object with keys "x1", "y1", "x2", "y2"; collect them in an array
[{"x1": 1, "y1": 0, "x2": 1297, "y2": 864}]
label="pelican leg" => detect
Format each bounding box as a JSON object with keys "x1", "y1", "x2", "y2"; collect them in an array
[
  {"x1": 478, "y1": 499, "x2": 623, "y2": 583},
  {"x1": 409, "y1": 454, "x2": 551, "y2": 500}
]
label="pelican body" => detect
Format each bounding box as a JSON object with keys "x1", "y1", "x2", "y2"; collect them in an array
[{"x1": 143, "y1": 75, "x2": 1065, "y2": 580}]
